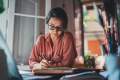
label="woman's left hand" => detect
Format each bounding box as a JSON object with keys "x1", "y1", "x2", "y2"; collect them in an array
[{"x1": 32, "y1": 59, "x2": 50, "y2": 71}]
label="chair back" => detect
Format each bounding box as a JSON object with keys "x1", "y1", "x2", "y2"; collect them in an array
[{"x1": 0, "y1": 49, "x2": 9, "y2": 80}]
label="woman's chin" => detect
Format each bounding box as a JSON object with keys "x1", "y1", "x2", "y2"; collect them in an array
[{"x1": 52, "y1": 34, "x2": 59, "y2": 37}]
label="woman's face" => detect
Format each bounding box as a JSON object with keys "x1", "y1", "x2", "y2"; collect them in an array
[{"x1": 48, "y1": 17, "x2": 64, "y2": 37}]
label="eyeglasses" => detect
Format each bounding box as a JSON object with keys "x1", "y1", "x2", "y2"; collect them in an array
[{"x1": 48, "y1": 25, "x2": 64, "y2": 31}]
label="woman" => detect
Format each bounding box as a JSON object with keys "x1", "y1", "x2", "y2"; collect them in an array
[{"x1": 29, "y1": 7, "x2": 77, "y2": 70}]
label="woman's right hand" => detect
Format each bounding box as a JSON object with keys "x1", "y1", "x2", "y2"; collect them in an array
[{"x1": 32, "y1": 59, "x2": 49, "y2": 71}]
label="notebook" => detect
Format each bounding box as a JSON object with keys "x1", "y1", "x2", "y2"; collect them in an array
[{"x1": 32, "y1": 67, "x2": 75, "y2": 75}]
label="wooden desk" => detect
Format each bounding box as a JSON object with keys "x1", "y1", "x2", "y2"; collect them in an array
[{"x1": 18, "y1": 65, "x2": 103, "y2": 80}]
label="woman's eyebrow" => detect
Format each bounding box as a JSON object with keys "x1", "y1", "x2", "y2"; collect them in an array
[
  {"x1": 49, "y1": 24, "x2": 62, "y2": 27},
  {"x1": 48, "y1": 24, "x2": 54, "y2": 26}
]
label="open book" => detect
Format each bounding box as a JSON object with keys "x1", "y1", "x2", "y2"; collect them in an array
[
  {"x1": 32, "y1": 67, "x2": 75, "y2": 75},
  {"x1": 32, "y1": 67, "x2": 102, "y2": 75}
]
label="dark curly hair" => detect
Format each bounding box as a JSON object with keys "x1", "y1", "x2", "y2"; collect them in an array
[{"x1": 46, "y1": 7, "x2": 68, "y2": 29}]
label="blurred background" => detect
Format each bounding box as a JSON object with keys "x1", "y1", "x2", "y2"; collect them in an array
[{"x1": 0, "y1": 0, "x2": 120, "y2": 67}]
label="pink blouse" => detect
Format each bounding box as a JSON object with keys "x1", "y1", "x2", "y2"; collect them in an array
[{"x1": 29, "y1": 32, "x2": 77, "y2": 69}]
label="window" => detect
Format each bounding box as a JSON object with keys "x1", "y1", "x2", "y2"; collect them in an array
[{"x1": 13, "y1": 0, "x2": 46, "y2": 64}]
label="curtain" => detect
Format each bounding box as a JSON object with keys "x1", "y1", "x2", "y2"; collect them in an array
[
  {"x1": 72, "y1": 0, "x2": 84, "y2": 67},
  {"x1": 73, "y1": 0, "x2": 84, "y2": 56}
]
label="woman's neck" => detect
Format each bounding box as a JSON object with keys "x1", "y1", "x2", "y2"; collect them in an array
[{"x1": 51, "y1": 35, "x2": 58, "y2": 42}]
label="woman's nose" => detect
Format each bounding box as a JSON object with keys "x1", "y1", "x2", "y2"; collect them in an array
[{"x1": 53, "y1": 28, "x2": 59, "y2": 32}]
